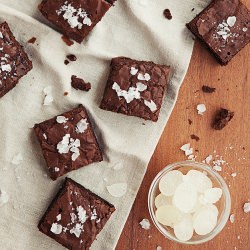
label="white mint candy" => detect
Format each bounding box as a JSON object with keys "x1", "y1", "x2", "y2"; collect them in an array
[
  {"x1": 186, "y1": 170, "x2": 212, "y2": 193},
  {"x1": 189, "y1": 198, "x2": 202, "y2": 214},
  {"x1": 155, "y1": 193, "x2": 172, "y2": 208},
  {"x1": 173, "y1": 182, "x2": 197, "y2": 213},
  {"x1": 107, "y1": 183, "x2": 127, "y2": 197},
  {"x1": 193, "y1": 205, "x2": 218, "y2": 235},
  {"x1": 204, "y1": 188, "x2": 222, "y2": 204},
  {"x1": 155, "y1": 205, "x2": 183, "y2": 227},
  {"x1": 174, "y1": 214, "x2": 194, "y2": 241},
  {"x1": 159, "y1": 170, "x2": 183, "y2": 196}
]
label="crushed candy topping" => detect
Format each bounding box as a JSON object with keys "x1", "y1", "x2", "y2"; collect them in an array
[{"x1": 75, "y1": 119, "x2": 88, "y2": 134}]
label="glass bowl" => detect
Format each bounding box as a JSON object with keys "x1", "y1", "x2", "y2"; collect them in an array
[{"x1": 148, "y1": 161, "x2": 231, "y2": 244}]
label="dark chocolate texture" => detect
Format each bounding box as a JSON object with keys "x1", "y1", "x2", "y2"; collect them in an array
[
  {"x1": 0, "y1": 22, "x2": 33, "y2": 98},
  {"x1": 38, "y1": 178, "x2": 115, "y2": 250},
  {"x1": 39, "y1": 0, "x2": 116, "y2": 43},
  {"x1": 100, "y1": 57, "x2": 170, "y2": 122},
  {"x1": 71, "y1": 75, "x2": 91, "y2": 92},
  {"x1": 202, "y1": 85, "x2": 216, "y2": 93},
  {"x1": 187, "y1": 0, "x2": 250, "y2": 65},
  {"x1": 213, "y1": 108, "x2": 234, "y2": 130},
  {"x1": 34, "y1": 105, "x2": 102, "y2": 180}
]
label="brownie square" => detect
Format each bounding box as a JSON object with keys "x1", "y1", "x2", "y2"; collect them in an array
[
  {"x1": 0, "y1": 22, "x2": 32, "y2": 98},
  {"x1": 100, "y1": 57, "x2": 170, "y2": 122},
  {"x1": 38, "y1": 0, "x2": 116, "y2": 43},
  {"x1": 187, "y1": 0, "x2": 250, "y2": 65},
  {"x1": 39, "y1": 178, "x2": 115, "y2": 250},
  {"x1": 34, "y1": 105, "x2": 103, "y2": 180}
]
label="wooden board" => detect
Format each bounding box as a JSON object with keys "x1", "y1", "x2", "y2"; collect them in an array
[{"x1": 116, "y1": 4, "x2": 250, "y2": 249}]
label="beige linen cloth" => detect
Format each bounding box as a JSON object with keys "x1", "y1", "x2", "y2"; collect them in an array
[{"x1": 0, "y1": 0, "x2": 209, "y2": 249}]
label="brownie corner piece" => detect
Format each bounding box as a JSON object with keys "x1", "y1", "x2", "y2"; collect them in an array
[
  {"x1": 38, "y1": 177, "x2": 115, "y2": 249},
  {"x1": 100, "y1": 57, "x2": 170, "y2": 122},
  {"x1": 0, "y1": 21, "x2": 32, "y2": 98},
  {"x1": 34, "y1": 105, "x2": 103, "y2": 180},
  {"x1": 186, "y1": 0, "x2": 250, "y2": 65},
  {"x1": 38, "y1": 0, "x2": 115, "y2": 43}
]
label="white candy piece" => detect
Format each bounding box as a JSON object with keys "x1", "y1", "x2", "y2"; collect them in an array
[
  {"x1": 154, "y1": 193, "x2": 172, "y2": 208},
  {"x1": 203, "y1": 188, "x2": 222, "y2": 204},
  {"x1": 130, "y1": 67, "x2": 138, "y2": 76},
  {"x1": 155, "y1": 205, "x2": 183, "y2": 227},
  {"x1": 193, "y1": 205, "x2": 218, "y2": 235},
  {"x1": 50, "y1": 223, "x2": 63, "y2": 234},
  {"x1": 227, "y1": 16, "x2": 236, "y2": 27},
  {"x1": 107, "y1": 183, "x2": 127, "y2": 198},
  {"x1": 229, "y1": 214, "x2": 235, "y2": 223},
  {"x1": 243, "y1": 202, "x2": 250, "y2": 213},
  {"x1": 56, "y1": 116, "x2": 68, "y2": 124},
  {"x1": 174, "y1": 214, "x2": 194, "y2": 241},
  {"x1": 197, "y1": 104, "x2": 206, "y2": 115},
  {"x1": 189, "y1": 198, "x2": 202, "y2": 213},
  {"x1": 139, "y1": 219, "x2": 151, "y2": 230},
  {"x1": 186, "y1": 170, "x2": 212, "y2": 193},
  {"x1": 43, "y1": 86, "x2": 53, "y2": 106},
  {"x1": 173, "y1": 182, "x2": 197, "y2": 213},
  {"x1": 159, "y1": 170, "x2": 183, "y2": 196}
]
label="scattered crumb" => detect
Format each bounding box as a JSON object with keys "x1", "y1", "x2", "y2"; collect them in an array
[
  {"x1": 139, "y1": 219, "x2": 151, "y2": 230},
  {"x1": 202, "y1": 85, "x2": 216, "y2": 93},
  {"x1": 66, "y1": 54, "x2": 77, "y2": 61},
  {"x1": 156, "y1": 246, "x2": 162, "y2": 250},
  {"x1": 231, "y1": 172, "x2": 237, "y2": 178},
  {"x1": 237, "y1": 235, "x2": 240, "y2": 240},
  {"x1": 204, "y1": 155, "x2": 213, "y2": 164},
  {"x1": 197, "y1": 104, "x2": 206, "y2": 115},
  {"x1": 163, "y1": 9, "x2": 172, "y2": 20},
  {"x1": 61, "y1": 35, "x2": 74, "y2": 46},
  {"x1": 64, "y1": 60, "x2": 69, "y2": 65},
  {"x1": 27, "y1": 37, "x2": 36, "y2": 44},
  {"x1": 71, "y1": 75, "x2": 91, "y2": 92},
  {"x1": 188, "y1": 154, "x2": 196, "y2": 160},
  {"x1": 188, "y1": 119, "x2": 193, "y2": 125},
  {"x1": 229, "y1": 214, "x2": 235, "y2": 223},
  {"x1": 243, "y1": 202, "x2": 250, "y2": 213},
  {"x1": 190, "y1": 134, "x2": 200, "y2": 141},
  {"x1": 11, "y1": 153, "x2": 23, "y2": 165},
  {"x1": 64, "y1": 92, "x2": 68, "y2": 96},
  {"x1": 213, "y1": 108, "x2": 234, "y2": 130},
  {"x1": 191, "y1": 8, "x2": 195, "y2": 12},
  {"x1": 43, "y1": 86, "x2": 53, "y2": 106},
  {"x1": 142, "y1": 123, "x2": 146, "y2": 125},
  {"x1": 213, "y1": 165, "x2": 222, "y2": 172},
  {"x1": 0, "y1": 190, "x2": 9, "y2": 206}
]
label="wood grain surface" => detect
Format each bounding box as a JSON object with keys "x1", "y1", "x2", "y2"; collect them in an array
[{"x1": 116, "y1": 4, "x2": 250, "y2": 249}]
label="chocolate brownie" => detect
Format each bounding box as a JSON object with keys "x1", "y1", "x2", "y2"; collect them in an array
[
  {"x1": 71, "y1": 75, "x2": 91, "y2": 92},
  {"x1": 39, "y1": 178, "x2": 115, "y2": 250},
  {"x1": 187, "y1": 0, "x2": 250, "y2": 65},
  {"x1": 34, "y1": 105, "x2": 102, "y2": 180},
  {"x1": 100, "y1": 57, "x2": 170, "y2": 122},
  {"x1": 213, "y1": 108, "x2": 234, "y2": 130},
  {"x1": 0, "y1": 22, "x2": 32, "y2": 98},
  {"x1": 38, "y1": 0, "x2": 116, "y2": 43}
]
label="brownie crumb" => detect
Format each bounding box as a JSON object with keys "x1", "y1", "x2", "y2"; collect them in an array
[
  {"x1": 64, "y1": 92, "x2": 68, "y2": 96},
  {"x1": 61, "y1": 35, "x2": 74, "y2": 46},
  {"x1": 71, "y1": 75, "x2": 91, "y2": 92},
  {"x1": 242, "y1": 147, "x2": 245, "y2": 150},
  {"x1": 188, "y1": 119, "x2": 193, "y2": 125},
  {"x1": 64, "y1": 60, "x2": 69, "y2": 65},
  {"x1": 195, "y1": 149, "x2": 199, "y2": 152},
  {"x1": 213, "y1": 108, "x2": 234, "y2": 130},
  {"x1": 142, "y1": 123, "x2": 146, "y2": 126},
  {"x1": 191, "y1": 134, "x2": 200, "y2": 141},
  {"x1": 202, "y1": 85, "x2": 216, "y2": 93},
  {"x1": 191, "y1": 8, "x2": 195, "y2": 12},
  {"x1": 28, "y1": 37, "x2": 37, "y2": 44},
  {"x1": 66, "y1": 54, "x2": 77, "y2": 61},
  {"x1": 163, "y1": 9, "x2": 172, "y2": 20}
]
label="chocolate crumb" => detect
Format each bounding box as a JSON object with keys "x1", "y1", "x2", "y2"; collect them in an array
[
  {"x1": 64, "y1": 60, "x2": 69, "y2": 65},
  {"x1": 191, "y1": 134, "x2": 200, "y2": 141},
  {"x1": 61, "y1": 35, "x2": 74, "y2": 46},
  {"x1": 242, "y1": 147, "x2": 245, "y2": 150},
  {"x1": 191, "y1": 8, "x2": 195, "y2": 12},
  {"x1": 213, "y1": 108, "x2": 234, "y2": 130},
  {"x1": 142, "y1": 123, "x2": 146, "y2": 126},
  {"x1": 194, "y1": 89, "x2": 199, "y2": 94},
  {"x1": 188, "y1": 119, "x2": 193, "y2": 125},
  {"x1": 163, "y1": 9, "x2": 172, "y2": 20},
  {"x1": 28, "y1": 37, "x2": 36, "y2": 44},
  {"x1": 195, "y1": 149, "x2": 199, "y2": 152},
  {"x1": 66, "y1": 54, "x2": 77, "y2": 61},
  {"x1": 71, "y1": 75, "x2": 91, "y2": 92},
  {"x1": 64, "y1": 92, "x2": 68, "y2": 96},
  {"x1": 202, "y1": 85, "x2": 216, "y2": 93}
]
